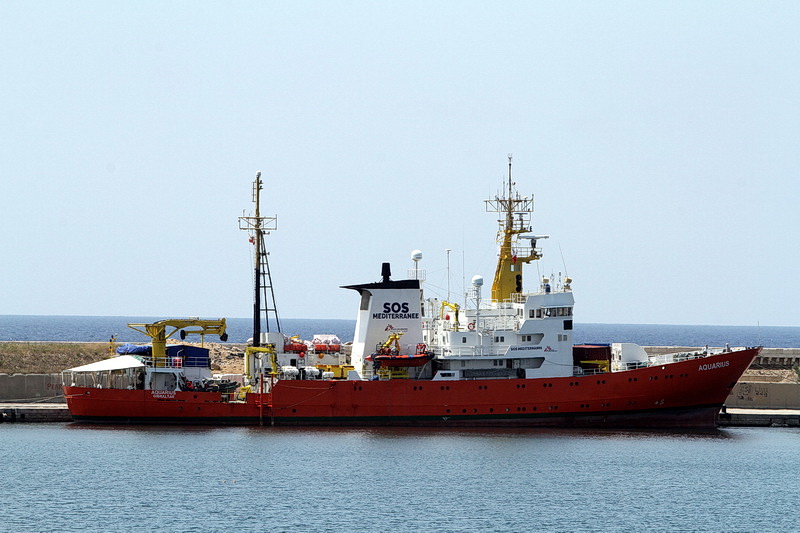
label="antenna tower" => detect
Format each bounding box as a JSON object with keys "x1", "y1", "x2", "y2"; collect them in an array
[{"x1": 238, "y1": 172, "x2": 281, "y2": 346}]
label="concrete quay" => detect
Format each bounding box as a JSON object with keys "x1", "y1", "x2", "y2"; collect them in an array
[
  {"x1": 719, "y1": 408, "x2": 800, "y2": 427},
  {"x1": 1, "y1": 403, "x2": 71, "y2": 423}
]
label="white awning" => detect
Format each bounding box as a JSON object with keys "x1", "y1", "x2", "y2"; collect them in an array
[{"x1": 65, "y1": 355, "x2": 146, "y2": 372}]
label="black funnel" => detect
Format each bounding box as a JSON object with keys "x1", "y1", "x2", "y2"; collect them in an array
[{"x1": 381, "y1": 262, "x2": 391, "y2": 283}]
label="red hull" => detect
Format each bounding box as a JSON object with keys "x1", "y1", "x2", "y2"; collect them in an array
[{"x1": 64, "y1": 348, "x2": 759, "y2": 428}]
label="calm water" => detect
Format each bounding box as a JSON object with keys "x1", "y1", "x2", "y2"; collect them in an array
[
  {"x1": 1, "y1": 424, "x2": 798, "y2": 532},
  {"x1": 2, "y1": 315, "x2": 799, "y2": 347}
]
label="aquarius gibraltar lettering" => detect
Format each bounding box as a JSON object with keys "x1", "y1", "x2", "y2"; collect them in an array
[
  {"x1": 150, "y1": 390, "x2": 177, "y2": 399},
  {"x1": 698, "y1": 360, "x2": 730, "y2": 371},
  {"x1": 373, "y1": 301, "x2": 420, "y2": 320}
]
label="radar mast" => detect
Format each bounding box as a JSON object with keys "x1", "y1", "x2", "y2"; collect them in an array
[
  {"x1": 484, "y1": 155, "x2": 545, "y2": 302},
  {"x1": 239, "y1": 172, "x2": 281, "y2": 347}
]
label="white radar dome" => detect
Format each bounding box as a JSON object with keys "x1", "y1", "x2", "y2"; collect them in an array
[
  {"x1": 471, "y1": 275, "x2": 484, "y2": 286},
  {"x1": 411, "y1": 250, "x2": 423, "y2": 261}
]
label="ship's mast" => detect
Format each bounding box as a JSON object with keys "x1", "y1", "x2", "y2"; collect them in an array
[
  {"x1": 484, "y1": 155, "x2": 543, "y2": 302},
  {"x1": 239, "y1": 172, "x2": 281, "y2": 347}
]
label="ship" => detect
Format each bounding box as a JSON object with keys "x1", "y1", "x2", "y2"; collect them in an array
[{"x1": 63, "y1": 162, "x2": 761, "y2": 428}]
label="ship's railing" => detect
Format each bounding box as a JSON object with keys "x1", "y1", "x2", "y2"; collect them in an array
[
  {"x1": 473, "y1": 315, "x2": 519, "y2": 331},
  {"x1": 573, "y1": 367, "x2": 607, "y2": 376},
  {"x1": 648, "y1": 351, "x2": 715, "y2": 366},
  {"x1": 425, "y1": 314, "x2": 519, "y2": 334},
  {"x1": 490, "y1": 299, "x2": 518, "y2": 309},
  {"x1": 510, "y1": 293, "x2": 527, "y2": 304},
  {"x1": 613, "y1": 350, "x2": 712, "y2": 371},
  {"x1": 437, "y1": 346, "x2": 505, "y2": 358},
  {"x1": 137, "y1": 355, "x2": 211, "y2": 369}
]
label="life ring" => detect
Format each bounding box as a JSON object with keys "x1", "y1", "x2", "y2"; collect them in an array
[{"x1": 467, "y1": 322, "x2": 475, "y2": 331}]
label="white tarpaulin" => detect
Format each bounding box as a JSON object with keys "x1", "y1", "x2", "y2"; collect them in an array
[{"x1": 66, "y1": 355, "x2": 146, "y2": 372}]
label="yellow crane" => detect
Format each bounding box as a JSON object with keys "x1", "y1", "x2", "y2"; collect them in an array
[
  {"x1": 440, "y1": 300, "x2": 461, "y2": 328},
  {"x1": 127, "y1": 319, "x2": 228, "y2": 367},
  {"x1": 377, "y1": 332, "x2": 404, "y2": 355}
]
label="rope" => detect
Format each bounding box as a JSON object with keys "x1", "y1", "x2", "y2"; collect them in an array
[
  {"x1": 0, "y1": 394, "x2": 65, "y2": 403},
  {"x1": 273, "y1": 382, "x2": 335, "y2": 410}
]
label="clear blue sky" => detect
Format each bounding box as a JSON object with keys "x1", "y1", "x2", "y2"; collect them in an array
[{"x1": 2, "y1": 2, "x2": 798, "y2": 326}]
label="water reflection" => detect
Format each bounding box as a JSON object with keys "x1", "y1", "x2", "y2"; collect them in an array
[{"x1": 64, "y1": 420, "x2": 734, "y2": 440}]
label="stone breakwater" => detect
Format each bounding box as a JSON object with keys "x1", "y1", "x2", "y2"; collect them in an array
[{"x1": 0, "y1": 341, "x2": 246, "y2": 375}]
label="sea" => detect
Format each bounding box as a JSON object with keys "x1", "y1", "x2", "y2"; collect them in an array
[
  {"x1": 1, "y1": 315, "x2": 800, "y2": 347},
  {"x1": 1, "y1": 425, "x2": 798, "y2": 532},
  {"x1": 2, "y1": 316, "x2": 800, "y2": 532}
]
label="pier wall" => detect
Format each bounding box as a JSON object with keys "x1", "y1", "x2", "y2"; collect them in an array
[
  {"x1": 726, "y1": 382, "x2": 800, "y2": 409},
  {"x1": 0, "y1": 373, "x2": 63, "y2": 403}
]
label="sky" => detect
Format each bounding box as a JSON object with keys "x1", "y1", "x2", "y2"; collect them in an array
[{"x1": 1, "y1": 1, "x2": 798, "y2": 327}]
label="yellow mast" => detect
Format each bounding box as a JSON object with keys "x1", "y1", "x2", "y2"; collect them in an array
[{"x1": 485, "y1": 155, "x2": 543, "y2": 302}]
